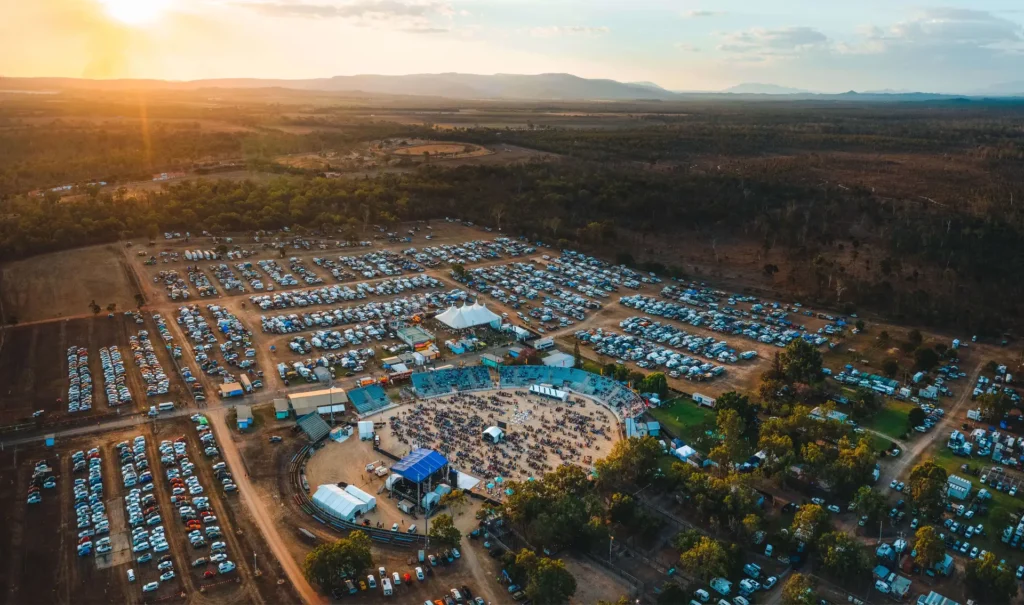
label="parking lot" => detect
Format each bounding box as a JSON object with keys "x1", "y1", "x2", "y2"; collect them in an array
[{"x1": 0, "y1": 314, "x2": 190, "y2": 426}]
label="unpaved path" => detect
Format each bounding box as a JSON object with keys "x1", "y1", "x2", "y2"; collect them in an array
[
  {"x1": 205, "y1": 407, "x2": 324, "y2": 605},
  {"x1": 882, "y1": 358, "x2": 985, "y2": 485}
]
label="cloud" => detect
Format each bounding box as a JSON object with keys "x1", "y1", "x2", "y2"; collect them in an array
[
  {"x1": 718, "y1": 26, "x2": 828, "y2": 56},
  {"x1": 862, "y1": 8, "x2": 1023, "y2": 48},
  {"x1": 684, "y1": 10, "x2": 723, "y2": 18},
  {"x1": 675, "y1": 43, "x2": 701, "y2": 52},
  {"x1": 241, "y1": 0, "x2": 450, "y2": 20},
  {"x1": 529, "y1": 25, "x2": 610, "y2": 38},
  {"x1": 403, "y1": 26, "x2": 447, "y2": 33}
]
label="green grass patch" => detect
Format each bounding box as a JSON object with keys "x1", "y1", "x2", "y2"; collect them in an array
[
  {"x1": 649, "y1": 398, "x2": 718, "y2": 453},
  {"x1": 929, "y1": 448, "x2": 1024, "y2": 561},
  {"x1": 865, "y1": 400, "x2": 916, "y2": 441}
]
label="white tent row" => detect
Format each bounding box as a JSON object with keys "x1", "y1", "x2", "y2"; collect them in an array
[
  {"x1": 529, "y1": 384, "x2": 568, "y2": 402},
  {"x1": 435, "y1": 301, "x2": 501, "y2": 330}
]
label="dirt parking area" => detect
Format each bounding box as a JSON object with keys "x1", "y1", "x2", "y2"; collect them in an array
[
  {"x1": 0, "y1": 313, "x2": 186, "y2": 427},
  {"x1": 1, "y1": 244, "x2": 141, "y2": 324}
]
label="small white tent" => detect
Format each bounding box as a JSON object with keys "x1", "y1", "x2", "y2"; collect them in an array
[{"x1": 483, "y1": 426, "x2": 505, "y2": 443}]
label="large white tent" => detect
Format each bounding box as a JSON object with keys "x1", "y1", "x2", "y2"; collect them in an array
[
  {"x1": 435, "y1": 301, "x2": 501, "y2": 330},
  {"x1": 312, "y1": 484, "x2": 366, "y2": 522}
]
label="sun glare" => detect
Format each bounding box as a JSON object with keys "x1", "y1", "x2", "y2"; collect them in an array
[{"x1": 100, "y1": 0, "x2": 169, "y2": 25}]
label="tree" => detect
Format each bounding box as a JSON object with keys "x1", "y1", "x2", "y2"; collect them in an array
[
  {"x1": 851, "y1": 486, "x2": 887, "y2": 526},
  {"x1": 781, "y1": 573, "x2": 816, "y2": 605},
  {"x1": 639, "y1": 372, "x2": 668, "y2": 398},
  {"x1": 914, "y1": 347, "x2": 940, "y2": 371},
  {"x1": 881, "y1": 357, "x2": 900, "y2": 378},
  {"x1": 428, "y1": 513, "x2": 462, "y2": 546},
  {"x1": 818, "y1": 531, "x2": 868, "y2": 575},
  {"x1": 914, "y1": 525, "x2": 945, "y2": 569},
  {"x1": 679, "y1": 536, "x2": 729, "y2": 583},
  {"x1": 714, "y1": 391, "x2": 759, "y2": 433},
  {"x1": 849, "y1": 388, "x2": 881, "y2": 420},
  {"x1": 855, "y1": 319, "x2": 866, "y2": 332},
  {"x1": 451, "y1": 263, "x2": 468, "y2": 279},
  {"x1": 302, "y1": 531, "x2": 374, "y2": 590},
  {"x1": 780, "y1": 339, "x2": 824, "y2": 384},
  {"x1": 595, "y1": 436, "x2": 662, "y2": 490},
  {"x1": 908, "y1": 329, "x2": 924, "y2": 347},
  {"x1": 716, "y1": 408, "x2": 748, "y2": 463},
  {"x1": 908, "y1": 459, "x2": 948, "y2": 516},
  {"x1": 655, "y1": 583, "x2": 687, "y2": 605},
  {"x1": 791, "y1": 504, "x2": 830, "y2": 543},
  {"x1": 440, "y1": 489, "x2": 468, "y2": 515},
  {"x1": 965, "y1": 552, "x2": 1018, "y2": 603},
  {"x1": 526, "y1": 557, "x2": 578, "y2": 605},
  {"x1": 978, "y1": 392, "x2": 1013, "y2": 421},
  {"x1": 907, "y1": 407, "x2": 927, "y2": 429}
]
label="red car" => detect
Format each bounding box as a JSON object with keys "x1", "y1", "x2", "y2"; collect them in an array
[{"x1": 204, "y1": 570, "x2": 216, "y2": 578}]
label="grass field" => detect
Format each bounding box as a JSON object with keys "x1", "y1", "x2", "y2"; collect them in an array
[
  {"x1": 649, "y1": 397, "x2": 718, "y2": 452},
  {"x1": 929, "y1": 447, "x2": 1024, "y2": 563},
  {"x1": 866, "y1": 400, "x2": 916, "y2": 441}
]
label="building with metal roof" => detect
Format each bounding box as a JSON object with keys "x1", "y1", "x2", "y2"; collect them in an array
[{"x1": 392, "y1": 448, "x2": 449, "y2": 484}]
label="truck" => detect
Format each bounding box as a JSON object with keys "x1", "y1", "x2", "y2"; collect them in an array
[{"x1": 239, "y1": 374, "x2": 252, "y2": 394}]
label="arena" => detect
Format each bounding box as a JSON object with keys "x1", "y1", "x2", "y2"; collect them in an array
[{"x1": 378, "y1": 388, "x2": 622, "y2": 488}]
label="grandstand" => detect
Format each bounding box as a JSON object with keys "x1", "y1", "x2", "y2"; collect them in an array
[
  {"x1": 347, "y1": 384, "x2": 393, "y2": 416},
  {"x1": 411, "y1": 366, "x2": 493, "y2": 398},
  {"x1": 498, "y1": 366, "x2": 641, "y2": 409}
]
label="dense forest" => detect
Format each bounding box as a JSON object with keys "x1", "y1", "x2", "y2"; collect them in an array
[{"x1": 3, "y1": 93, "x2": 1024, "y2": 333}]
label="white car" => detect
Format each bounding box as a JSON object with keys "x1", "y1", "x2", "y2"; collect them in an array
[
  {"x1": 142, "y1": 582, "x2": 159, "y2": 593},
  {"x1": 415, "y1": 567, "x2": 425, "y2": 581}
]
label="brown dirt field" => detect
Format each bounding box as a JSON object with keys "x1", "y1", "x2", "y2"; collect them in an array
[
  {"x1": 391, "y1": 143, "x2": 488, "y2": 158},
  {"x1": 1, "y1": 244, "x2": 140, "y2": 323},
  {"x1": 0, "y1": 313, "x2": 190, "y2": 428},
  {"x1": 7, "y1": 117, "x2": 255, "y2": 133}
]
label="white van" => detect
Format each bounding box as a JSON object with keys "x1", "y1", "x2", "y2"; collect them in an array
[
  {"x1": 367, "y1": 575, "x2": 377, "y2": 589},
  {"x1": 158, "y1": 402, "x2": 175, "y2": 412},
  {"x1": 694, "y1": 589, "x2": 710, "y2": 602},
  {"x1": 407, "y1": 524, "x2": 418, "y2": 534},
  {"x1": 382, "y1": 578, "x2": 392, "y2": 596},
  {"x1": 127, "y1": 568, "x2": 136, "y2": 583}
]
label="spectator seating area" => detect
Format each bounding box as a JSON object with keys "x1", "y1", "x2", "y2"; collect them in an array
[
  {"x1": 411, "y1": 366, "x2": 493, "y2": 398},
  {"x1": 347, "y1": 384, "x2": 393, "y2": 415},
  {"x1": 498, "y1": 366, "x2": 641, "y2": 409}
]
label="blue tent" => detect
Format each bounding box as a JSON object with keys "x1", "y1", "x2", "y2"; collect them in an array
[{"x1": 391, "y1": 448, "x2": 449, "y2": 483}]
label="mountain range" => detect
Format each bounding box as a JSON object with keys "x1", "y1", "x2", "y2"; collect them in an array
[{"x1": 1, "y1": 73, "x2": 1023, "y2": 101}]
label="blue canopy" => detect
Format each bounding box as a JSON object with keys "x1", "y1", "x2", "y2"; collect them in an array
[{"x1": 391, "y1": 448, "x2": 449, "y2": 483}]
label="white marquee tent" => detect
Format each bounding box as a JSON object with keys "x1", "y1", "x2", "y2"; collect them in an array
[
  {"x1": 530, "y1": 384, "x2": 568, "y2": 402},
  {"x1": 435, "y1": 301, "x2": 501, "y2": 330},
  {"x1": 312, "y1": 484, "x2": 367, "y2": 522},
  {"x1": 483, "y1": 426, "x2": 505, "y2": 443}
]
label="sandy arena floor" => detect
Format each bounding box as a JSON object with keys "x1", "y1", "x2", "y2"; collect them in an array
[{"x1": 378, "y1": 389, "x2": 622, "y2": 488}]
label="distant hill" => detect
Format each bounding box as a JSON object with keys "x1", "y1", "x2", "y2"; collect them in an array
[
  {"x1": 0, "y1": 73, "x2": 678, "y2": 101},
  {"x1": 970, "y1": 81, "x2": 1024, "y2": 97},
  {"x1": 722, "y1": 83, "x2": 810, "y2": 95}
]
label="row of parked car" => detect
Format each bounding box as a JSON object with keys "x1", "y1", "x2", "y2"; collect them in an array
[
  {"x1": 72, "y1": 450, "x2": 105, "y2": 557},
  {"x1": 67, "y1": 345, "x2": 92, "y2": 413},
  {"x1": 130, "y1": 330, "x2": 170, "y2": 396},
  {"x1": 258, "y1": 291, "x2": 443, "y2": 335},
  {"x1": 99, "y1": 346, "x2": 132, "y2": 406},
  {"x1": 332, "y1": 249, "x2": 424, "y2": 279}
]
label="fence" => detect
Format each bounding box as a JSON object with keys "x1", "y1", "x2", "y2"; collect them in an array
[{"x1": 288, "y1": 445, "x2": 428, "y2": 547}]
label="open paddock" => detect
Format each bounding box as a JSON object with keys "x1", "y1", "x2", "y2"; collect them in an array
[{"x1": 1, "y1": 244, "x2": 141, "y2": 323}]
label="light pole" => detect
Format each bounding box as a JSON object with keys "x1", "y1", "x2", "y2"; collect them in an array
[{"x1": 609, "y1": 535, "x2": 614, "y2": 562}]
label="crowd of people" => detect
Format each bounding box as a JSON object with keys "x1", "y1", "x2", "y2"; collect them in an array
[{"x1": 384, "y1": 389, "x2": 618, "y2": 485}]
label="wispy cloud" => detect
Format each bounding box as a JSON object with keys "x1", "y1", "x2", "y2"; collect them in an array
[
  {"x1": 684, "y1": 10, "x2": 724, "y2": 18},
  {"x1": 529, "y1": 25, "x2": 610, "y2": 38},
  {"x1": 718, "y1": 26, "x2": 828, "y2": 56},
  {"x1": 244, "y1": 0, "x2": 447, "y2": 17},
  {"x1": 675, "y1": 43, "x2": 701, "y2": 52}
]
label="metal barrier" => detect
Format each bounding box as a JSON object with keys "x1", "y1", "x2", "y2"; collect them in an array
[{"x1": 289, "y1": 445, "x2": 428, "y2": 547}]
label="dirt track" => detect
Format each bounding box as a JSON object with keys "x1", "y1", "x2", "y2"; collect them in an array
[{"x1": 205, "y1": 407, "x2": 323, "y2": 604}]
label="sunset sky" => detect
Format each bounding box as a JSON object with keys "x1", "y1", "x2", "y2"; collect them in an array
[{"x1": 2, "y1": 0, "x2": 1022, "y2": 93}]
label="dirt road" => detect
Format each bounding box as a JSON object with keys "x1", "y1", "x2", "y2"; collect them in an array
[
  {"x1": 205, "y1": 406, "x2": 324, "y2": 604},
  {"x1": 881, "y1": 358, "x2": 985, "y2": 486}
]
